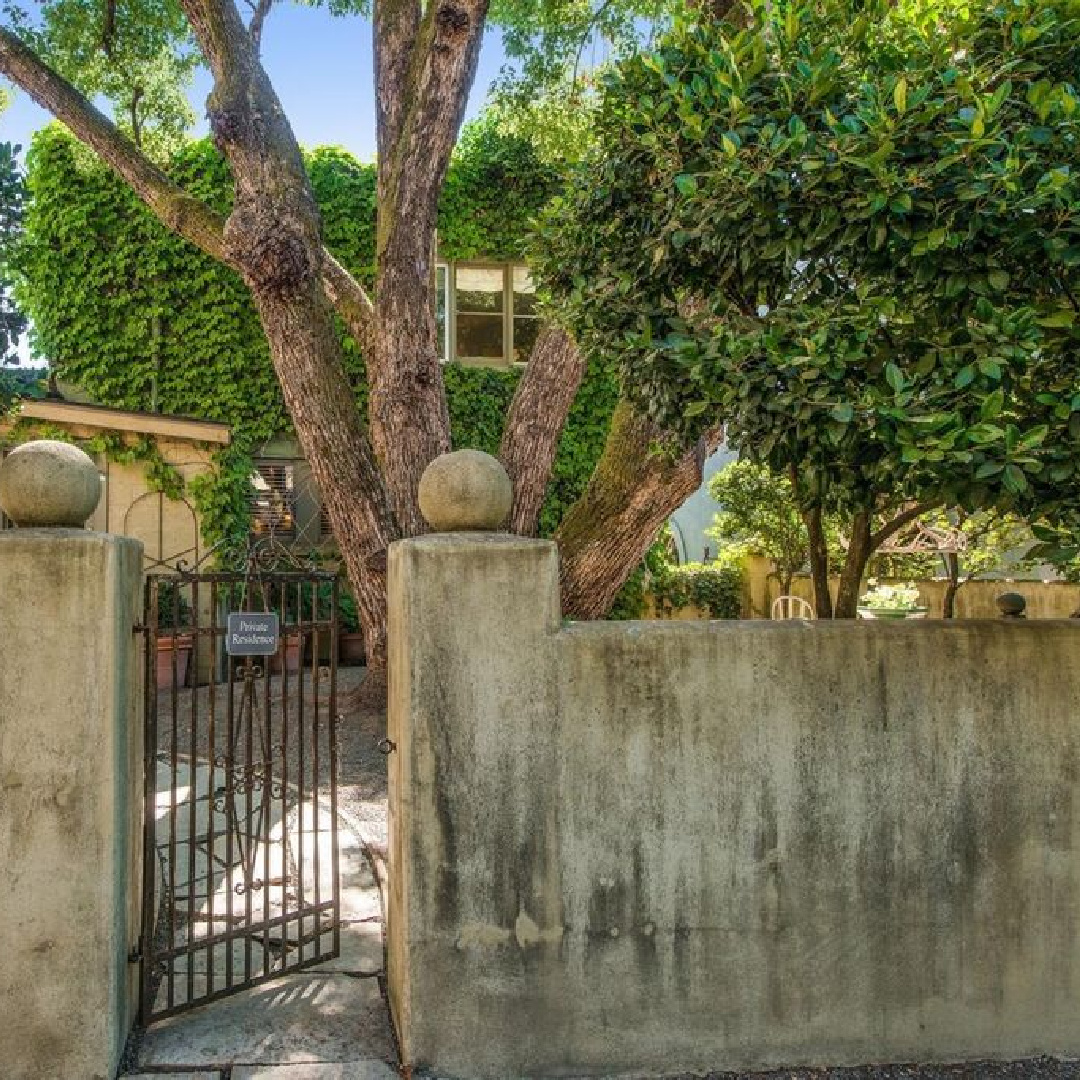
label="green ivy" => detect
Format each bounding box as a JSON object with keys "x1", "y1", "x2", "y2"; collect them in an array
[
  {"x1": 16, "y1": 118, "x2": 618, "y2": 548},
  {"x1": 650, "y1": 561, "x2": 744, "y2": 619}
]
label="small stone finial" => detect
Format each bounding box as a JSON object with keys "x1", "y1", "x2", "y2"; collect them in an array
[
  {"x1": 0, "y1": 439, "x2": 102, "y2": 528},
  {"x1": 418, "y1": 450, "x2": 513, "y2": 532},
  {"x1": 997, "y1": 591, "x2": 1027, "y2": 619}
]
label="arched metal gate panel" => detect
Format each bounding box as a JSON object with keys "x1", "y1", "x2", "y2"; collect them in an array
[{"x1": 139, "y1": 564, "x2": 341, "y2": 1022}]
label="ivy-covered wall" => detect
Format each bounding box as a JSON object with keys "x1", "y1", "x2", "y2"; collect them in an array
[{"x1": 16, "y1": 121, "x2": 618, "y2": 547}]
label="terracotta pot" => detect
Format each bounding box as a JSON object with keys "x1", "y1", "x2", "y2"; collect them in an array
[
  {"x1": 156, "y1": 634, "x2": 193, "y2": 690},
  {"x1": 270, "y1": 636, "x2": 303, "y2": 674},
  {"x1": 339, "y1": 632, "x2": 366, "y2": 666}
]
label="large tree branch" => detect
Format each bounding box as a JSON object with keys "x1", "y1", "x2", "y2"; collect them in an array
[
  {"x1": 0, "y1": 27, "x2": 378, "y2": 350},
  {"x1": 556, "y1": 402, "x2": 723, "y2": 619},
  {"x1": 375, "y1": 0, "x2": 489, "y2": 255},
  {"x1": 870, "y1": 499, "x2": 942, "y2": 548},
  {"x1": 0, "y1": 26, "x2": 227, "y2": 264},
  {"x1": 374, "y1": 0, "x2": 422, "y2": 185},
  {"x1": 498, "y1": 324, "x2": 586, "y2": 536}
]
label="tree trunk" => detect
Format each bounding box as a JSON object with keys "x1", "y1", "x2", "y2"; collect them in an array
[
  {"x1": 179, "y1": 0, "x2": 400, "y2": 677},
  {"x1": 367, "y1": 0, "x2": 489, "y2": 534},
  {"x1": 835, "y1": 509, "x2": 872, "y2": 618},
  {"x1": 803, "y1": 505, "x2": 833, "y2": 619},
  {"x1": 942, "y1": 552, "x2": 960, "y2": 619},
  {"x1": 557, "y1": 401, "x2": 720, "y2": 619},
  {"x1": 499, "y1": 325, "x2": 585, "y2": 535}
]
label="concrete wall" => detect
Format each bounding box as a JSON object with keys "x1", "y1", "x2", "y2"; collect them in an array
[
  {"x1": 388, "y1": 533, "x2": 1080, "y2": 1079},
  {"x1": 0, "y1": 530, "x2": 144, "y2": 1080}
]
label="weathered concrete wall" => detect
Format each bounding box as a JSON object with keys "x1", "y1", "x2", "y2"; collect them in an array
[
  {"x1": 0, "y1": 531, "x2": 144, "y2": 1080},
  {"x1": 389, "y1": 533, "x2": 1080, "y2": 1078}
]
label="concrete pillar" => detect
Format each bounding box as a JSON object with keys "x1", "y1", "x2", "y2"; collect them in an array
[
  {"x1": 0, "y1": 440, "x2": 144, "y2": 1080},
  {"x1": 388, "y1": 451, "x2": 561, "y2": 1068}
]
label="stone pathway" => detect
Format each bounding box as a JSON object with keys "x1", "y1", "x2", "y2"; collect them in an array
[{"x1": 123, "y1": 758, "x2": 397, "y2": 1079}]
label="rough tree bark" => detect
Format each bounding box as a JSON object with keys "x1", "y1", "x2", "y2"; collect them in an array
[
  {"x1": 368, "y1": 0, "x2": 489, "y2": 533},
  {"x1": 942, "y1": 552, "x2": 960, "y2": 619},
  {"x1": 817, "y1": 500, "x2": 939, "y2": 619},
  {"x1": 177, "y1": 0, "x2": 399, "y2": 683},
  {"x1": 557, "y1": 401, "x2": 722, "y2": 619},
  {"x1": 799, "y1": 501, "x2": 832, "y2": 619},
  {"x1": 498, "y1": 325, "x2": 585, "y2": 535}
]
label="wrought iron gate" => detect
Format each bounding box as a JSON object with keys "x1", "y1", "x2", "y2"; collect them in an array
[{"x1": 139, "y1": 557, "x2": 341, "y2": 1022}]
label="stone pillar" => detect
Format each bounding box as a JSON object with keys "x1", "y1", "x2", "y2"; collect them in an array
[
  {"x1": 387, "y1": 451, "x2": 562, "y2": 1070},
  {"x1": 0, "y1": 440, "x2": 144, "y2": 1080}
]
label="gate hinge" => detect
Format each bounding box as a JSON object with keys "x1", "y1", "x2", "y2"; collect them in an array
[{"x1": 128, "y1": 946, "x2": 142, "y2": 963}]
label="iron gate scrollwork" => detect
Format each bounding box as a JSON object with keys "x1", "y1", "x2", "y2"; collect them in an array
[{"x1": 139, "y1": 537, "x2": 341, "y2": 1022}]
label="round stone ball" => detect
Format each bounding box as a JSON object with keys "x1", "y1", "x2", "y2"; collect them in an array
[
  {"x1": 0, "y1": 439, "x2": 102, "y2": 528},
  {"x1": 996, "y1": 591, "x2": 1027, "y2": 618},
  {"x1": 418, "y1": 450, "x2": 513, "y2": 532}
]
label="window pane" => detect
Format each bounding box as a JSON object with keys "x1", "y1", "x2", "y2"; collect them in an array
[
  {"x1": 513, "y1": 266, "x2": 537, "y2": 317},
  {"x1": 456, "y1": 313, "x2": 505, "y2": 359},
  {"x1": 435, "y1": 265, "x2": 448, "y2": 360},
  {"x1": 251, "y1": 462, "x2": 296, "y2": 536},
  {"x1": 513, "y1": 317, "x2": 540, "y2": 363},
  {"x1": 456, "y1": 266, "x2": 504, "y2": 313}
]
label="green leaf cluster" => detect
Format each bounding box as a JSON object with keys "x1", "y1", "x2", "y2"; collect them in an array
[
  {"x1": 649, "y1": 559, "x2": 744, "y2": 619},
  {"x1": 533, "y1": 0, "x2": 1080, "y2": 533}
]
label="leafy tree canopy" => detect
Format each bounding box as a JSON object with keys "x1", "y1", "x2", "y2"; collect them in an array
[{"x1": 534, "y1": 0, "x2": 1080, "y2": 529}]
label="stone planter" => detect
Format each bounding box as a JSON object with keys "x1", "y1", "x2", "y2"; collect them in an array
[
  {"x1": 156, "y1": 634, "x2": 193, "y2": 689},
  {"x1": 857, "y1": 606, "x2": 928, "y2": 620}
]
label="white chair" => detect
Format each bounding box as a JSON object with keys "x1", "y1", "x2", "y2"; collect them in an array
[{"x1": 771, "y1": 595, "x2": 814, "y2": 620}]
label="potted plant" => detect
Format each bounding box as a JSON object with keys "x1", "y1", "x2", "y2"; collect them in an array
[
  {"x1": 339, "y1": 588, "x2": 365, "y2": 665},
  {"x1": 857, "y1": 579, "x2": 928, "y2": 620},
  {"x1": 154, "y1": 579, "x2": 194, "y2": 689}
]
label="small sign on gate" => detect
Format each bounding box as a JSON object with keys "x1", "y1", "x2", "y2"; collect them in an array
[{"x1": 226, "y1": 611, "x2": 280, "y2": 655}]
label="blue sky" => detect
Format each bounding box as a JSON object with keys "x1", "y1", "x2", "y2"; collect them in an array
[{"x1": 1, "y1": 4, "x2": 508, "y2": 159}]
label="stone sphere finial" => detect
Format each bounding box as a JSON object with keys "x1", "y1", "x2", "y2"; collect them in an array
[
  {"x1": 997, "y1": 591, "x2": 1027, "y2": 619},
  {"x1": 0, "y1": 440, "x2": 102, "y2": 528},
  {"x1": 418, "y1": 450, "x2": 513, "y2": 532}
]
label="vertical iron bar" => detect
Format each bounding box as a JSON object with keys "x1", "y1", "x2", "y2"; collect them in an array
[
  {"x1": 261, "y1": 580, "x2": 275, "y2": 977},
  {"x1": 224, "y1": 582, "x2": 237, "y2": 990},
  {"x1": 311, "y1": 579, "x2": 322, "y2": 954},
  {"x1": 140, "y1": 576, "x2": 160, "y2": 1021},
  {"x1": 244, "y1": 651, "x2": 255, "y2": 983},
  {"x1": 279, "y1": 578, "x2": 291, "y2": 972},
  {"x1": 329, "y1": 575, "x2": 341, "y2": 960},
  {"x1": 206, "y1": 580, "x2": 217, "y2": 997},
  {"x1": 187, "y1": 579, "x2": 198, "y2": 1007},
  {"x1": 296, "y1": 585, "x2": 307, "y2": 965},
  {"x1": 167, "y1": 579, "x2": 179, "y2": 1012}
]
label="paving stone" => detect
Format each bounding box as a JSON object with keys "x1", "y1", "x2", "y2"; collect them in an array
[
  {"x1": 310, "y1": 920, "x2": 383, "y2": 974},
  {"x1": 231, "y1": 1063, "x2": 398, "y2": 1079},
  {"x1": 138, "y1": 972, "x2": 395, "y2": 1068},
  {"x1": 152, "y1": 973, "x2": 209, "y2": 1015},
  {"x1": 125, "y1": 1072, "x2": 221, "y2": 1079}
]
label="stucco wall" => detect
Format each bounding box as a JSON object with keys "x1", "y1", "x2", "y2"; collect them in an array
[
  {"x1": 388, "y1": 533, "x2": 1080, "y2": 1079},
  {"x1": 0, "y1": 531, "x2": 144, "y2": 1080}
]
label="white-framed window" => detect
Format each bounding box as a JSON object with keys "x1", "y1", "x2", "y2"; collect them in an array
[{"x1": 435, "y1": 262, "x2": 539, "y2": 368}]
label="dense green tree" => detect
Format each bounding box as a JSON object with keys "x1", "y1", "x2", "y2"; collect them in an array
[{"x1": 534, "y1": 0, "x2": 1080, "y2": 616}]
